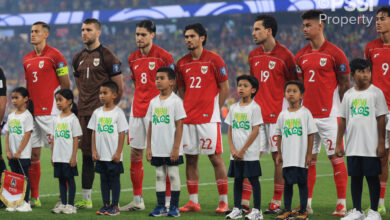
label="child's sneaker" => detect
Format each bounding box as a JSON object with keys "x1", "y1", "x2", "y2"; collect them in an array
[
  {"x1": 245, "y1": 208, "x2": 264, "y2": 220},
  {"x1": 333, "y1": 203, "x2": 347, "y2": 216},
  {"x1": 296, "y1": 210, "x2": 309, "y2": 220},
  {"x1": 264, "y1": 200, "x2": 282, "y2": 214},
  {"x1": 62, "y1": 204, "x2": 77, "y2": 214},
  {"x1": 96, "y1": 204, "x2": 109, "y2": 215},
  {"x1": 75, "y1": 199, "x2": 93, "y2": 209},
  {"x1": 149, "y1": 205, "x2": 168, "y2": 217},
  {"x1": 105, "y1": 205, "x2": 120, "y2": 216},
  {"x1": 15, "y1": 201, "x2": 32, "y2": 212},
  {"x1": 30, "y1": 197, "x2": 41, "y2": 207},
  {"x1": 364, "y1": 209, "x2": 381, "y2": 220},
  {"x1": 52, "y1": 203, "x2": 66, "y2": 214},
  {"x1": 5, "y1": 206, "x2": 16, "y2": 212},
  {"x1": 275, "y1": 210, "x2": 293, "y2": 220},
  {"x1": 167, "y1": 205, "x2": 180, "y2": 217},
  {"x1": 341, "y1": 209, "x2": 365, "y2": 220},
  {"x1": 226, "y1": 207, "x2": 242, "y2": 219}
]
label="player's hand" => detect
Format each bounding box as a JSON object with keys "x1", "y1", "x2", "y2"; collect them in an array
[
  {"x1": 146, "y1": 148, "x2": 152, "y2": 162},
  {"x1": 92, "y1": 151, "x2": 99, "y2": 161},
  {"x1": 377, "y1": 145, "x2": 386, "y2": 158},
  {"x1": 235, "y1": 150, "x2": 245, "y2": 161},
  {"x1": 170, "y1": 148, "x2": 179, "y2": 162},
  {"x1": 70, "y1": 157, "x2": 77, "y2": 167},
  {"x1": 305, "y1": 154, "x2": 312, "y2": 167},
  {"x1": 6, "y1": 151, "x2": 13, "y2": 160},
  {"x1": 275, "y1": 153, "x2": 282, "y2": 166},
  {"x1": 335, "y1": 145, "x2": 344, "y2": 157},
  {"x1": 13, "y1": 152, "x2": 21, "y2": 159},
  {"x1": 112, "y1": 153, "x2": 121, "y2": 163}
]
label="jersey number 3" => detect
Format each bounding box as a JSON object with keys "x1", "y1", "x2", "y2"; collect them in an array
[{"x1": 32, "y1": 71, "x2": 38, "y2": 83}]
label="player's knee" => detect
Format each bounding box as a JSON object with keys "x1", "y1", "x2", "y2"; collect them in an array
[
  {"x1": 209, "y1": 154, "x2": 223, "y2": 167},
  {"x1": 185, "y1": 154, "x2": 198, "y2": 166},
  {"x1": 131, "y1": 147, "x2": 143, "y2": 159}
]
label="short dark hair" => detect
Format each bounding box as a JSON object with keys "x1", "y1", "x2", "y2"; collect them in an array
[
  {"x1": 255, "y1": 14, "x2": 278, "y2": 37},
  {"x1": 236, "y1": 75, "x2": 259, "y2": 98},
  {"x1": 301, "y1": 10, "x2": 324, "y2": 21},
  {"x1": 184, "y1": 23, "x2": 207, "y2": 46},
  {"x1": 284, "y1": 80, "x2": 305, "y2": 94},
  {"x1": 101, "y1": 81, "x2": 118, "y2": 94},
  {"x1": 350, "y1": 58, "x2": 371, "y2": 76},
  {"x1": 12, "y1": 87, "x2": 34, "y2": 115},
  {"x1": 33, "y1": 21, "x2": 50, "y2": 32},
  {"x1": 136, "y1": 19, "x2": 156, "y2": 33},
  {"x1": 157, "y1": 67, "x2": 176, "y2": 80},
  {"x1": 83, "y1": 18, "x2": 101, "y2": 30},
  {"x1": 377, "y1": 6, "x2": 390, "y2": 16}
]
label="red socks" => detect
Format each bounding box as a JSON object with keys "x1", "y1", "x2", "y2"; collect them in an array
[
  {"x1": 216, "y1": 178, "x2": 228, "y2": 196},
  {"x1": 187, "y1": 179, "x2": 199, "y2": 195},
  {"x1": 130, "y1": 157, "x2": 143, "y2": 196},
  {"x1": 273, "y1": 183, "x2": 284, "y2": 201},
  {"x1": 28, "y1": 161, "x2": 41, "y2": 199},
  {"x1": 330, "y1": 158, "x2": 348, "y2": 199},
  {"x1": 380, "y1": 181, "x2": 387, "y2": 199},
  {"x1": 242, "y1": 180, "x2": 252, "y2": 204},
  {"x1": 307, "y1": 160, "x2": 317, "y2": 199},
  {"x1": 166, "y1": 174, "x2": 171, "y2": 197}
]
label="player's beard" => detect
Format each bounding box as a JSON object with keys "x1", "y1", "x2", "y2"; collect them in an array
[
  {"x1": 84, "y1": 38, "x2": 96, "y2": 46},
  {"x1": 137, "y1": 42, "x2": 150, "y2": 49}
]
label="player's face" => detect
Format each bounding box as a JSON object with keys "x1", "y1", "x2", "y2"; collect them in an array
[
  {"x1": 285, "y1": 84, "x2": 302, "y2": 104},
  {"x1": 252, "y1": 20, "x2": 269, "y2": 45},
  {"x1": 30, "y1": 25, "x2": 48, "y2": 45},
  {"x1": 99, "y1": 87, "x2": 116, "y2": 105},
  {"x1": 11, "y1": 92, "x2": 28, "y2": 110},
  {"x1": 155, "y1": 72, "x2": 173, "y2": 91},
  {"x1": 55, "y1": 93, "x2": 71, "y2": 111},
  {"x1": 82, "y1": 23, "x2": 100, "y2": 46},
  {"x1": 302, "y1": 19, "x2": 322, "y2": 40},
  {"x1": 237, "y1": 79, "x2": 255, "y2": 99},
  {"x1": 135, "y1": 27, "x2": 154, "y2": 49},
  {"x1": 376, "y1": 12, "x2": 390, "y2": 34},
  {"x1": 353, "y1": 67, "x2": 371, "y2": 88},
  {"x1": 184, "y1": 29, "x2": 204, "y2": 51}
]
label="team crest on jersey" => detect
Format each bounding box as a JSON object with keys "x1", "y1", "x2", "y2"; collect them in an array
[
  {"x1": 269, "y1": 61, "x2": 276, "y2": 70},
  {"x1": 39, "y1": 60, "x2": 44, "y2": 68},
  {"x1": 201, "y1": 66, "x2": 208, "y2": 74},
  {"x1": 320, "y1": 58, "x2": 327, "y2": 67},
  {"x1": 149, "y1": 62, "x2": 155, "y2": 70},
  {"x1": 93, "y1": 58, "x2": 100, "y2": 66}
]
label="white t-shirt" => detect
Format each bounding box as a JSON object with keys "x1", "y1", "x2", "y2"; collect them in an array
[
  {"x1": 5, "y1": 110, "x2": 34, "y2": 159},
  {"x1": 52, "y1": 113, "x2": 82, "y2": 163},
  {"x1": 340, "y1": 85, "x2": 388, "y2": 157},
  {"x1": 88, "y1": 106, "x2": 128, "y2": 161},
  {"x1": 146, "y1": 93, "x2": 187, "y2": 157},
  {"x1": 275, "y1": 106, "x2": 317, "y2": 168},
  {"x1": 225, "y1": 101, "x2": 263, "y2": 161}
]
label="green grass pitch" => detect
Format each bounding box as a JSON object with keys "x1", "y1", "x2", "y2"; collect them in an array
[{"x1": 0, "y1": 135, "x2": 389, "y2": 219}]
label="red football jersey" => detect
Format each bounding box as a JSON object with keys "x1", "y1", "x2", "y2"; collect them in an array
[
  {"x1": 129, "y1": 44, "x2": 175, "y2": 117},
  {"x1": 365, "y1": 38, "x2": 390, "y2": 109},
  {"x1": 249, "y1": 41, "x2": 297, "y2": 123},
  {"x1": 23, "y1": 44, "x2": 68, "y2": 116},
  {"x1": 296, "y1": 40, "x2": 350, "y2": 118},
  {"x1": 177, "y1": 49, "x2": 228, "y2": 124}
]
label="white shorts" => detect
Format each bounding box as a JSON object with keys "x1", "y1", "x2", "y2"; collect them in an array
[
  {"x1": 129, "y1": 116, "x2": 149, "y2": 149},
  {"x1": 182, "y1": 123, "x2": 223, "y2": 155},
  {"x1": 259, "y1": 123, "x2": 278, "y2": 154},
  {"x1": 312, "y1": 117, "x2": 338, "y2": 155},
  {"x1": 31, "y1": 115, "x2": 55, "y2": 148}
]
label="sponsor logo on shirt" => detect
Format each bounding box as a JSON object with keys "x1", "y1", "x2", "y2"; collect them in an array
[
  {"x1": 98, "y1": 117, "x2": 114, "y2": 134},
  {"x1": 269, "y1": 61, "x2": 276, "y2": 70},
  {"x1": 320, "y1": 58, "x2": 327, "y2": 67},
  {"x1": 232, "y1": 113, "x2": 250, "y2": 130},
  {"x1": 373, "y1": 53, "x2": 380, "y2": 58},
  {"x1": 149, "y1": 62, "x2": 155, "y2": 70},
  {"x1": 201, "y1": 66, "x2": 208, "y2": 74},
  {"x1": 9, "y1": 119, "x2": 22, "y2": 134},
  {"x1": 55, "y1": 123, "x2": 70, "y2": 139},
  {"x1": 93, "y1": 58, "x2": 100, "y2": 66},
  {"x1": 339, "y1": 63, "x2": 347, "y2": 72},
  {"x1": 351, "y1": 98, "x2": 369, "y2": 117},
  {"x1": 255, "y1": 61, "x2": 260, "y2": 66},
  {"x1": 302, "y1": 59, "x2": 308, "y2": 64},
  {"x1": 152, "y1": 107, "x2": 170, "y2": 125},
  {"x1": 39, "y1": 60, "x2": 44, "y2": 69},
  {"x1": 113, "y1": 64, "x2": 120, "y2": 73},
  {"x1": 283, "y1": 118, "x2": 302, "y2": 138},
  {"x1": 134, "y1": 65, "x2": 139, "y2": 70},
  {"x1": 185, "y1": 68, "x2": 191, "y2": 73},
  {"x1": 79, "y1": 60, "x2": 84, "y2": 66},
  {"x1": 220, "y1": 66, "x2": 227, "y2": 76}
]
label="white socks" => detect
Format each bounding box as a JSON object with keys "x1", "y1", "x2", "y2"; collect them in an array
[{"x1": 82, "y1": 189, "x2": 92, "y2": 201}]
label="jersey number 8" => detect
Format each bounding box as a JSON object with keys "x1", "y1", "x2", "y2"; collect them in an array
[{"x1": 140, "y1": 72, "x2": 147, "y2": 84}]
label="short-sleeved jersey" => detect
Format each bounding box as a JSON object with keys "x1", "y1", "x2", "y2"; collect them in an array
[
  {"x1": 129, "y1": 44, "x2": 175, "y2": 117},
  {"x1": 0, "y1": 67, "x2": 7, "y2": 96},
  {"x1": 296, "y1": 40, "x2": 350, "y2": 118},
  {"x1": 275, "y1": 107, "x2": 317, "y2": 168},
  {"x1": 87, "y1": 106, "x2": 128, "y2": 162},
  {"x1": 225, "y1": 101, "x2": 263, "y2": 161},
  {"x1": 340, "y1": 85, "x2": 388, "y2": 157},
  {"x1": 52, "y1": 114, "x2": 82, "y2": 163},
  {"x1": 177, "y1": 49, "x2": 228, "y2": 124},
  {"x1": 365, "y1": 38, "x2": 390, "y2": 110},
  {"x1": 73, "y1": 45, "x2": 122, "y2": 116},
  {"x1": 249, "y1": 41, "x2": 297, "y2": 123},
  {"x1": 24, "y1": 44, "x2": 68, "y2": 116},
  {"x1": 146, "y1": 93, "x2": 186, "y2": 157},
  {"x1": 5, "y1": 111, "x2": 34, "y2": 159}
]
